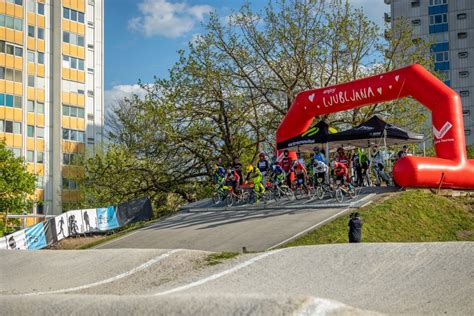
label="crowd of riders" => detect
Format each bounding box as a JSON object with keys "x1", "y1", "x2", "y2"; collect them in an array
[{"x1": 213, "y1": 145, "x2": 411, "y2": 199}]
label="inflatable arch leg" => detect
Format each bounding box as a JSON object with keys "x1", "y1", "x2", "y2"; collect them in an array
[{"x1": 276, "y1": 64, "x2": 474, "y2": 189}]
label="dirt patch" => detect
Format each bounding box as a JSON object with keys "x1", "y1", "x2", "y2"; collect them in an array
[{"x1": 49, "y1": 234, "x2": 109, "y2": 250}]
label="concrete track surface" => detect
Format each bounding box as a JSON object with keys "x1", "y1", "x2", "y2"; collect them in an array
[{"x1": 2, "y1": 242, "x2": 473, "y2": 315}]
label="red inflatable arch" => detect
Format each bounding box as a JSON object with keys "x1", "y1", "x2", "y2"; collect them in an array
[{"x1": 276, "y1": 64, "x2": 474, "y2": 189}]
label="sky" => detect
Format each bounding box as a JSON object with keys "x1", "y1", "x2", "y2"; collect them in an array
[{"x1": 104, "y1": 0, "x2": 388, "y2": 109}]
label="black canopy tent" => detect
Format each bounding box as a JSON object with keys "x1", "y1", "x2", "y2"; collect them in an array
[
  {"x1": 328, "y1": 115, "x2": 425, "y2": 148},
  {"x1": 276, "y1": 121, "x2": 334, "y2": 152}
]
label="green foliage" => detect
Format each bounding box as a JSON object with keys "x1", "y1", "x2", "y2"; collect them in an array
[
  {"x1": 0, "y1": 141, "x2": 36, "y2": 233},
  {"x1": 282, "y1": 190, "x2": 474, "y2": 247},
  {"x1": 205, "y1": 252, "x2": 240, "y2": 265}
]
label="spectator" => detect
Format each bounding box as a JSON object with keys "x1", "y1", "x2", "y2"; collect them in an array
[
  {"x1": 233, "y1": 157, "x2": 244, "y2": 185},
  {"x1": 348, "y1": 212, "x2": 363, "y2": 243},
  {"x1": 397, "y1": 145, "x2": 409, "y2": 160}
]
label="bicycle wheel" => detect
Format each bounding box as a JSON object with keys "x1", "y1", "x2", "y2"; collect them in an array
[
  {"x1": 335, "y1": 188, "x2": 344, "y2": 203},
  {"x1": 239, "y1": 190, "x2": 250, "y2": 204},
  {"x1": 281, "y1": 186, "x2": 294, "y2": 201},
  {"x1": 212, "y1": 193, "x2": 221, "y2": 205},
  {"x1": 316, "y1": 186, "x2": 325, "y2": 200},
  {"x1": 348, "y1": 185, "x2": 357, "y2": 199},
  {"x1": 225, "y1": 194, "x2": 235, "y2": 207}
]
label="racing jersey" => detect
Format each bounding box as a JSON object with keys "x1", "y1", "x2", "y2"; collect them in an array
[
  {"x1": 257, "y1": 159, "x2": 270, "y2": 173},
  {"x1": 333, "y1": 161, "x2": 348, "y2": 177}
]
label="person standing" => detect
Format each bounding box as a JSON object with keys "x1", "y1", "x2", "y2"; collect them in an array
[
  {"x1": 233, "y1": 157, "x2": 244, "y2": 185},
  {"x1": 397, "y1": 145, "x2": 409, "y2": 160},
  {"x1": 348, "y1": 212, "x2": 363, "y2": 243}
]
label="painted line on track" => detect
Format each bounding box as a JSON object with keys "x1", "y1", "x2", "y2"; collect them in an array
[
  {"x1": 154, "y1": 249, "x2": 284, "y2": 296},
  {"x1": 22, "y1": 249, "x2": 182, "y2": 296},
  {"x1": 266, "y1": 207, "x2": 352, "y2": 250},
  {"x1": 296, "y1": 297, "x2": 347, "y2": 316}
]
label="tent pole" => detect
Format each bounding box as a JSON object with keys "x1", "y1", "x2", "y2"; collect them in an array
[
  {"x1": 423, "y1": 141, "x2": 426, "y2": 157},
  {"x1": 325, "y1": 142, "x2": 330, "y2": 183}
]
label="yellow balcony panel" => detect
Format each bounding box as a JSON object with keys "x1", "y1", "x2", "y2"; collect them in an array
[
  {"x1": 14, "y1": 82, "x2": 22, "y2": 95},
  {"x1": 35, "y1": 189, "x2": 44, "y2": 201},
  {"x1": 13, "y1": 134, "x2": 22, "y2": 147},
  {"x1": 62, "y1": 91, "x2": 70, "y2": 104},
  {"x1": 0, "y1": 27, "x2": 5, "y2": 40},
  {"x1": 13, "y1": 108, "x2": 21, "y2": 121},
  {"x1": 77, "y1": 118, "x2": 85, "y2": 130},
  {"x1": 62, "y1": 165, "x2": 84, "y2": 178},
  {"x1": 28, "y1": 87, "x2": 35, "y2": 99},
  {"x1": 14, "y1": 56, "x2": 22, "y2": 69},
  {"x1": 5, "y1": 81, "x2": 14, "y2": 94},
  {"x1": 27, "y1": 163, "x2": 34, "y2": 173},
  {"x1": 27, "y1": 112, "x2": 35, "y2": 125},
  {"x1": 27, "y1": 137, "x2": 35, "y2": 150},
  {"x1": 62, "y1": 43, "x2": 70, "y2": 55},
  {"x1": 77, "y1": 71, "x2": 85, "y2": 83},
  {"x1": 36, "y1": 114, "x2": 44, "y2": 126},
  {"x1": 63, "y1": 19, "x2": 70, "y2": 32},
  {"x1": 0, "y1": 108, "x2": 4, "y2": 119},
  {"x1": 78, "y1": 143, "x2": 85, "y2": 153},
  {"x1": 62, "y1": 116, "x2": 70, "y2": 129},
  {"x1": 0, "y1": 81, "x2": 4, "y2": 94},
  {"x1": 78, "y1": 23, "x2": 85, "y2": 36},
  {"x1": 36, "y1": 165, "x2": 44, "y2": 177},
  {"x1": 0, "y1": 2, "x2": 5, "y2": 13},
  {"x1": 14, "y1": 30, "x2": 22, "y2": 45},
  {"x1": 37, "y1": 16, "x2": 45, "y2": 28},
  {"x1": 6, "y1": 28, "x2": 14, "y2": 43},
  {"x1": 70, "y1": 93, "x2": 78, "y2": 105},
  {"x1": 77, "y1": 94, "x2": 85, "y2": 107},
  {"x1": 27, "y1": 37, "x2": 35, "y2": 50},
  {"x1": 62, "y1": 190, "x2": 81, "y2": 203},
  {"x1": 63, "y1": 0, "x2": 71, "y2": 9},
  {"x1": 62, "y1": 140, "x2": 81, "y2": 153},
  {"x1": 70, "y1": 45, "x2": 78, "y2": 57},
  {"x1": 78, "y1": 47, "x2": 85, "y2": 59},
  {"x1": 14, "y1": 4, "x2": 23, "y2": 18},
  {"x1": 4, "y1": 107, "x2": 13, "y2": 120},
  {"x1": 71, "y1": 69, "x2": 78, "y2": 82},
  {"x1": 37, "y1": 64, "x2": 44, "y2": 77},
  {"x1": 37, "y1": 40, "x2": 45, "y2": 52},
  {"x1": 2, "y1": 133, "x2": 13, "y2": 146},
  {"x1": 36, "y1": 89, "x2": 44, "y2": 102},
  {"x1": 5, "y1": 54, "x2": 14, "y2": 68},
  {"x1": 6, "y1": 3, "x2": 14, "y2": 16},
  {"x1": 27, "y1": 62, "x2": 35, "y2": 75},
  {"x1": 70, "y1": 117, "x2": 78, "y2": 130},
  {"x1": 62, "y1": 68, "x2": 70, "y2": 80},
  {"x1": 28, "y1": 12, "x2": 35, "y2": 24},
  {"x1": 72, "y1": 0, "x2": 79, "y2": 10},
  {"x1": 36, "y1": 139, "x2": 44, "y2": 151},
  {"x1": 0, "y1": 54, "x2": 4, "y2": 66},
  {"x1": 71, "y1": 21, "x2": 78, "y2": 34},
  {"x1": 78, "y1": 0, "x2": 85, "y2": 12}
]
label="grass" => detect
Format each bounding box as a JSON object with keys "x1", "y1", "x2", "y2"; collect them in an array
[
  {"x1": 282, "y1": 190, "x2": 474, "y2": 247},
  {"x1": 205, "y1": 252, "x2": 240, "y2": 265}
]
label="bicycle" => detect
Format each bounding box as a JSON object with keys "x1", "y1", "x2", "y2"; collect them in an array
[
  {"x1": 292, "y1": 176, "x2": 310, "y2": 200},
  {"x1": 211, "y1": 185, "x2": 230, "y2": 206},
  {"x1": 314, "y1": 177, "x2": 335, "y2": 200},
  {"x1": 269, "y1": 181, "x2": 295, "y2": 201},
  {"x1": 333, "y1": 179, "x2": 358, "y2": 203}
]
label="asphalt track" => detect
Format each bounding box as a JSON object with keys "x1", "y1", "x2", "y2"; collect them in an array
[
  {"x1": 95, "y1": 190, "x2": 379, "y2": 252},
  {"x1": 2, "y1": 242, "x2": 473, "y2": 315}
]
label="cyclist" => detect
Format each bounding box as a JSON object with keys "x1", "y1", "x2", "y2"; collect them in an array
[
  {"x1": 246, "y1": 164, "x2": 265, "y2": 197},
  {"x1": 332, "y1": 160, "x2": 349, "y2": 186},
  {"x1": 296, "y1": 152, "x2": 306, "y2": 168},
  {"x1": 372, "y1": 145, "x2": 390, "y2": 186},
  {"x1": 257, "y1": 153, "x2": 270, "y2": 187},
  {"x1": 226, "y1": 169, "x2": 240, "y2": 195},
  {"x1": 213, "y1": 166, "x2": 228, "y2": 201},
  {"x1": 270, "y1": 164, "x2": 286, "y2": 189},
  {"x1": 233, "y1": 157, "x2": 244, "y2": 185},
  {"x1": 280, "y1": 150, "x2": 293, "y2": 187},
  {"x1": 312, "y1": 159, "x2": 328, "y2": 186},
  {"x1": 335, "y1": 147, "x2": 349, "y2": 166},
  {"x1": 312, "y1": 146, "x2": 326, "y2": 164},
  {"x1": 293, "y1": 159, "x2": 309, "y2": 194}
]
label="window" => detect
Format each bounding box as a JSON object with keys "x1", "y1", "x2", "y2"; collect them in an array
[
  {"x1": 37, "y1": 27, "x2": 44, "y2": 40},
  {"x1": 37, "y1": 152, "x2": 44, "y2": 164},
  {"x1": 27, "y1": 125, "x2": 34, "y2": 137},
  {"x1": 37, "y1": 102, "x2": 44, "y2": 114},
  {"x1": 63, "y1": 8, "x2": 70, "y2": 19},
  {"x1": 36, "y1": 77, "x2": 45, "y2": 89},
  {"x1": 412, "y1": 19, "x2": 421, "y2": 26},
  {"x1": 28, "y1": 75, "x2": 34, "y2": 87},
  {"x1": 6, "y1": 94, "x2": 13, "y2": 106},
  {"x1": 459, "y1": 71, "x2": 469, "y2": 78},
  {"x1": 459, "y1": 51, "x2": 468, "y2": 58},
  {"x1": 0, "y1": 68, "x2": 4, "y2": 79},
  {"x1": 5, "y1": 16, "x2": 14, "y2": 29},
  {"x1": 28, "y1": 0, "x2": 35, "y2": 12},
  {"x1": 28, "y1": 50, "x2": 35, "y2": 62},
  {"x1": 0, "y1": 120, "x2": 3, "y2": 132},
  {"x1": 78, "y1": 107, "x2": 84, "y2": 117},
  {"x1": 457, "y1": 13, "x2": 467, "y2": 20},
  {"x1": 37, "y1": 3, "x2": 45, "y2": 15},
  {"x1": 11, "y1": 148, "x2": 21, "y2": 157},
  {"x1": 36, "y1": 126, "x2": 44, "y2": 138},
  {"x1": 5, "y1": 120, "x2": 13, "y2": 133},
  {"x1": 460, "y1": 91, "x2": 470, "y2": 97},
  {"x1": 63, "y1": 31, "x2": 69, "y2": 43},
  {"x1": 429, "y1": 14, "x2": 447, "y2": 25},
  {"x1": 27, "y1": 151, "x2": 34, "y2": 163},
  {"x1": 71, "y1": 10, "x2": 77, "y2": 21},
  {"x1": 411, "y1": 1, "x2": 420, "y2": 7},
  {"x1": 37, "y1": 52, "x2": 44, "y2": 64},
  {"x1": 70, "y1": 106, "x2": 78, "y2": 117},
  {"x1": 78, "y1": 35, "x2": 84, "y2": 46},
  {"x1": 28, "y1": 25, "x2": 35, "y2": 37},
  {"x1": 463, "y1": 110, "x2": 470, "y2": 116},
  {"x1": 466, "y1": 130, "x2": 471, "y2": 136},
  {"x1": 14, "y1": 46, "x2": 22, "y2": 57},
  {"x1": 13, "y1": 121, "x2": 20, "y2": 134},
  {"x1": 433, "y1": 51, "x2": 449, "y2": 62},
  {"x1": 62, "y1": 128, "x2": 85, "y2": 142},
  {"x1": 13, "y1": 95, "x2": 21, "y2": 108},
  {"x1": 6, "y1": 44, "x2": 13, "y2": 55},
  {"x1": 27, "y1": 100, "x2": 34, "y2": 112},
  {"x1": 78, "y1": 12, "x2": 84, "y2": 23},
  {"x1": 429, "y1": 0, "x2": 447, "y2": 5},
  {"x1": 14, "y1": 18, "x2": 22, "y2": 31},
  {"x1": 14, "y1": 70, "x2": 22, "y2": 83},
  {"x1": 63, "y1": 8, "x2": 85, "y2": 24},
  {"x1": 63, "y1": 153, "x2": 70, "y2": 165},
  {"x1": 458, "y1": 32, "x2": 467, "y2": 39}
]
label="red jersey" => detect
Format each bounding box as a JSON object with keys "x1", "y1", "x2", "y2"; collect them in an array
[
  {"x1": 280, "y1": 157, "x2": 293, "y2": 172},
  {"x1": 333, "y1": 161, "x2": 348, "y2": 177},
  {"x1": 335, "y1": 154, "x2": 349, "y2": 166},
  {"x1": 226, "y1": 170, "x2": 240, "y2": 183}
]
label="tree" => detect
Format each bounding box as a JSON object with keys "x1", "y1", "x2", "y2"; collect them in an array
[{"x1": 0, "y1": 141, "x2": 36, "y2": 233}]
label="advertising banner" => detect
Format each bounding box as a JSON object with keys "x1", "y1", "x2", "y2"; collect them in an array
[
  {"x1": 43, "y1": 218, "x2": 58, "y2": 246},
  {"x1": 81, "y1": 208, "x2": 99, "y2": 233},
  {"x1": 116, "y1": 197, "x2": 153, "y2": 226},
  {"x1": 5, "y1": 229, "x2": 27, "y2": 250},
  {"x1": 54, "y1": 213, "x2": 69, "y2": 241},
  {"x1": 25, "y1": 223, "x2": 47, "y2": 250},
  {"x1": 66, "y1": 210, "x2": 85, "y2": 235},
  {"x1": 97, "y1": 206, "x2": 119, "y2": 231}
]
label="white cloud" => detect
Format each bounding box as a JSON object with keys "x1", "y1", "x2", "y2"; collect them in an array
[
  {"x1": 104, "y1": 84, "x2": 147, "y2": 112},
  {"x1": 348, "y1": 0, "x2": 387, "y2": 27},
  {"x1": 128, "y1": 0, "x2": 213, "y2": 38}
]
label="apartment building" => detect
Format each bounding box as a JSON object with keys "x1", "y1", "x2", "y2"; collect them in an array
[
  {"x1": 385, "y1": 0, "x2": 474, "y2": 145},
  {"x1": 0, "y1": 0, "x2": 104, "y2": 215}
]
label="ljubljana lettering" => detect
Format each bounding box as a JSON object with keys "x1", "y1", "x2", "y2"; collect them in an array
[{"x1": 322, "y1": 87, "x2": 375, "y2": 108}]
